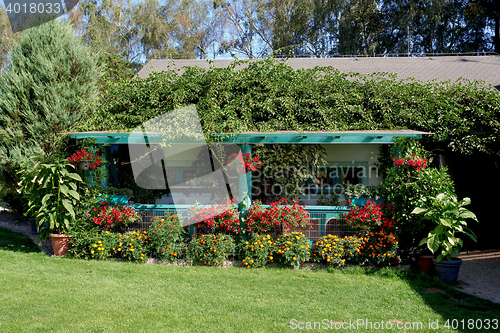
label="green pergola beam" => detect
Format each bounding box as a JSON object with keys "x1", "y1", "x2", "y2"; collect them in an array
[{"x1": 69, "y1": 131, "x2": 427, "y2": 145}]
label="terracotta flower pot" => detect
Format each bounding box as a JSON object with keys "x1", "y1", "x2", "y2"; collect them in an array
[
  {"x1": 50, "y1": 233, "x2": 72, "y2": 256},
  {"x1": 417, "y1": 255, "x2": 435, "y2": 274}
]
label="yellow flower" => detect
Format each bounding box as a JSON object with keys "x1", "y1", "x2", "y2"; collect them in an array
[
  {"x1": 105, "y1": 231, "x2": 109, "y2": 234},
  {"x1": 293, "y1": 257, "x2": 297, "y2": 261},
  {"x1": 130, "y1": 248, "x2": 134, "y2": 252},
  {"x1": 118, "y1": 248, "x2": 121, "y2": 251},
  {"x1": 93, "y1": 244, "x2": 97, "y2": 248},
  {"x1": 98, "y1": 240, "x2": 102, "y2": 244},
  {"x1": 91, "y1": 250, "x2": 94, "y2": 254}
]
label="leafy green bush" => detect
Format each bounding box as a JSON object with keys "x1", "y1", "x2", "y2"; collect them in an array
[
  {"x1": 186, "y1": 234, "x2": 235, "y2": 266},
  {"x1": 146, "y1": 213, "x2": 187, "y2": 261},
  {"x1": 88, "y1": 231, "x2": 121, "y2": 260},
  {"x1": 239, "y1": 233, "x2": 276, "y2": 268},
  {"x1": 344, "y1": 183, "x2": 386, "y2": 202},
  {"x1": 275, "y1": 232, "x2": 311, "y2": 269},
  {"x1": 0, "y1": 19, "x2": 102, "y2": 206},
  {"x1": 317, "y1": 193, "x2": 340, "y2": 206},
  {"x1": 357, "y1": 231, "x2": 399, "y2": 266},
  {"x1": 116, "y1": 231, "x2": 148, "y2": 262},
  {"x1": 313, "y1": 234, "x2": 360, "y2": 267},
  {"x1": 75, "y1": 58, "x2": 500, "y2": 157},
  {"x1": 68, "y1": 227, "x2": 101, "y2": 259},
  {"x1": 384, "y1": 138, "x2": 455, "y2": 239},
  {"x1": 412, "y1": 193, "x2": 478, "y2": 262}
]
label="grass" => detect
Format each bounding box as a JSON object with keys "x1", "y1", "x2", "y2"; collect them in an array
[{"x1": 1, "y1": 227, "x2": 499, "y2": 332}]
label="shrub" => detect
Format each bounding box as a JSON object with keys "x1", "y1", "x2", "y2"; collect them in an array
[
  {"x1": 244, "y1": 200, "x2": 281, "y2": 234},
  {"x1": 384, "y1": 139, "x2": 455, "y2": 239},
  {"x1": 239, "y1": 233, "x2": 276, "y2": 268},
  {"x1": 356, "y1": 231, "x2": 399, "y2": 266},
  {"x1": 68, "y1": 227, "x2": 101, "y2": 259},
  {"x1": 344, "y1": 183, "x2": 386, "y2": 202},
  {"x1": 313, "y1": 235, "x2": 360, "y2": 267},
  {"x1": 274, "y1": 198, "x2": 311, "y2": 232},
  {"x1": 116, "y1": 230, "x2": 148, "y2": 262},
  {"x1": 344, "y1": 200, "x2": 398, "y2": 232},
  {"x1": 87, "y1": 202, "x2": 142, "y2": 231},
  {"x1": 188, "y1": 199, "x2": 241, "y2": 235},
  {"x1": 146, "y1": 213, "x2": 186, "y2": 261},
  {"x1": 344, "y1": 200, "x2": 383, "y2": 232},
  {"x1": 186, "y1": 234, "x2": 235, "y2": 266},
  {"x1": 0, "y1": 19, "x2": 102, "y2": 209},
  {"x1": 245, "y1": 198, "x2": 311, "y2": 234},
  {"x1": 317, "y1": 193, "x2": 340, "y2": 206},
  {"x1": 275, "y1": 232, "x2": 311, "y2": 269},
  {"x1": 88, "y1": 231, "x2": 121, "y2": 260}
]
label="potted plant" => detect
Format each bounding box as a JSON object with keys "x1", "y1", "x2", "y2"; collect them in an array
[
  {"x1": 18, "y1": 156, "x2": 50, "y2": 235},
  {"x1": 68, "y1": 148, "x2": 102, "y2": 171},
  {"x1": 344, "y1": 183, "x2": 386, "y2": 207},
  {"x1": 28, "y1": 158, "x2": 83, "y2": 255},
  {"x1": 412, "y1": 193, "x2": 478, "y2": 284}
]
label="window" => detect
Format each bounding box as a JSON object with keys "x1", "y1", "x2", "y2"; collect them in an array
[{"x1": 305, "y1": 164, "x2": 369, "y2": 195}]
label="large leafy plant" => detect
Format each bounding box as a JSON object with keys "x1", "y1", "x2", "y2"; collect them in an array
[
  {"x1": 28, "y1": 159, "x2": 82, "y2": 237},
  {"x1": 412, "y1": 193, "x2": 478, "y2": 262},
  {"x1": 384, "y1": 138, "x2": 455, "y2": 239}
]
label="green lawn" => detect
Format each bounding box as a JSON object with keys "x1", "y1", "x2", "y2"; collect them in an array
[{"x1": 1, "y1": 227, "x2": 499, "y2": 333}]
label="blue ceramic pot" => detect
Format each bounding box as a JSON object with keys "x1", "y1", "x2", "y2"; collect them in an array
[{"x1": 432, "y1": 257, "x2": 463, "y2": 284}]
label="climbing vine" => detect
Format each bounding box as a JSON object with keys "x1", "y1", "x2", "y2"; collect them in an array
[{"x1": 73, "y1": 58, "x2": 500, "y2": 156}]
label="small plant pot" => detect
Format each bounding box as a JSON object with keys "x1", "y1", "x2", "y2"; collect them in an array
[
  {"x1": 50, "y1": 233, "x2": 72, "y2": 256},
  {"x1": 432, "y1": 257, "x2": 462, "y2": 284},
  {"x1": 417, "y1": 255, "x2": 435, "y2": 274},
  {"x1": 77, "y1": 160, "x2": 91, "y2": 170}
]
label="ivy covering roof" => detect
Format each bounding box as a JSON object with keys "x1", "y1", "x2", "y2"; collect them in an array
[{"x1": 73, "y1": 58, "x2": 500, "y2": 154}]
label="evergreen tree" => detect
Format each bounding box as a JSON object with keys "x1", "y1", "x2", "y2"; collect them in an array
[{"x1": 0, "y1": 19, "x2": 103, "y2": 205}]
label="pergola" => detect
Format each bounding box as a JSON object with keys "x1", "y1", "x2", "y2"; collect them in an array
[
  {"x1": 68, "y1": 130, "x2": 429, "y2": 235},
  {"x1": 69, "y1": 129, "x2": 427, "y2": 199}
]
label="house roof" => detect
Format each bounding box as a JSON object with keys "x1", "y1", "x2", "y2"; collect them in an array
[{"x1": 136, "y1": 55, "x2": 500, "y2": 92}]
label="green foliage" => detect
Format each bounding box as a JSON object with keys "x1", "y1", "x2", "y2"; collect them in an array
[
  {"x1": 252, "y1": 144, "x2": 327, "y2": 201},
  {"x1": 357, "y1": 231, "x2": 400, "y2": 266},
  {"x1": 239, "y1": 233, "x2": 276, "y2": 268},
  {"x1": 413, "y1": 193, "x2": 478, "y2": 262},
  {"x1": 275, "y1": 231, "x2": 311, "y2": 268},
  {"x1": 384, "y1": 139, "x2": 455, "y2": 238},
  {"x1": 344, "y1": 183, "x2": 386, "y2": 202},
  {"x1": 186, "y1": 233, "x2": 235, "y2": 266},
  {"x1": 20, "y1": 158, "x2": 83, "y2": 238},
  {"x1": 117, "y1": 230, "x2": 148, "y2": 262},
  {"x1": 67, "y1": 227, "x2": 100, "y2": 259},
  {"x1": 0, "y1": 19, "x2": 103, "y2": 203},
  {"x1": 146, "y1": 213, "x2": 187, "y2": 261},
  {"x1": 75, "y1": 58, "x2": 500, "y2": 157},
  {"x1": 88, "y1": 231, "x2": 121, "y2": 260},
  {"x1": 316, "y1": 193, "x2": 340, "y2": 206},
  {"x1": 313, "y1": 234, "x2": 360, "y2": 267}
]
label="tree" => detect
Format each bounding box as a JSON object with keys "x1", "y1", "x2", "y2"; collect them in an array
[
  {"x1": 0, "y1": 19, "x2": 103, "y2": 205},
  {"x1": 0, "y1": 5, "x2": 16, "y2": 72}
]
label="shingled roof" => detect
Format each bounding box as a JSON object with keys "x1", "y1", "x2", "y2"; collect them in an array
[{"x1": 136, "y1": 55, "x2": 500, "y2": 92}]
